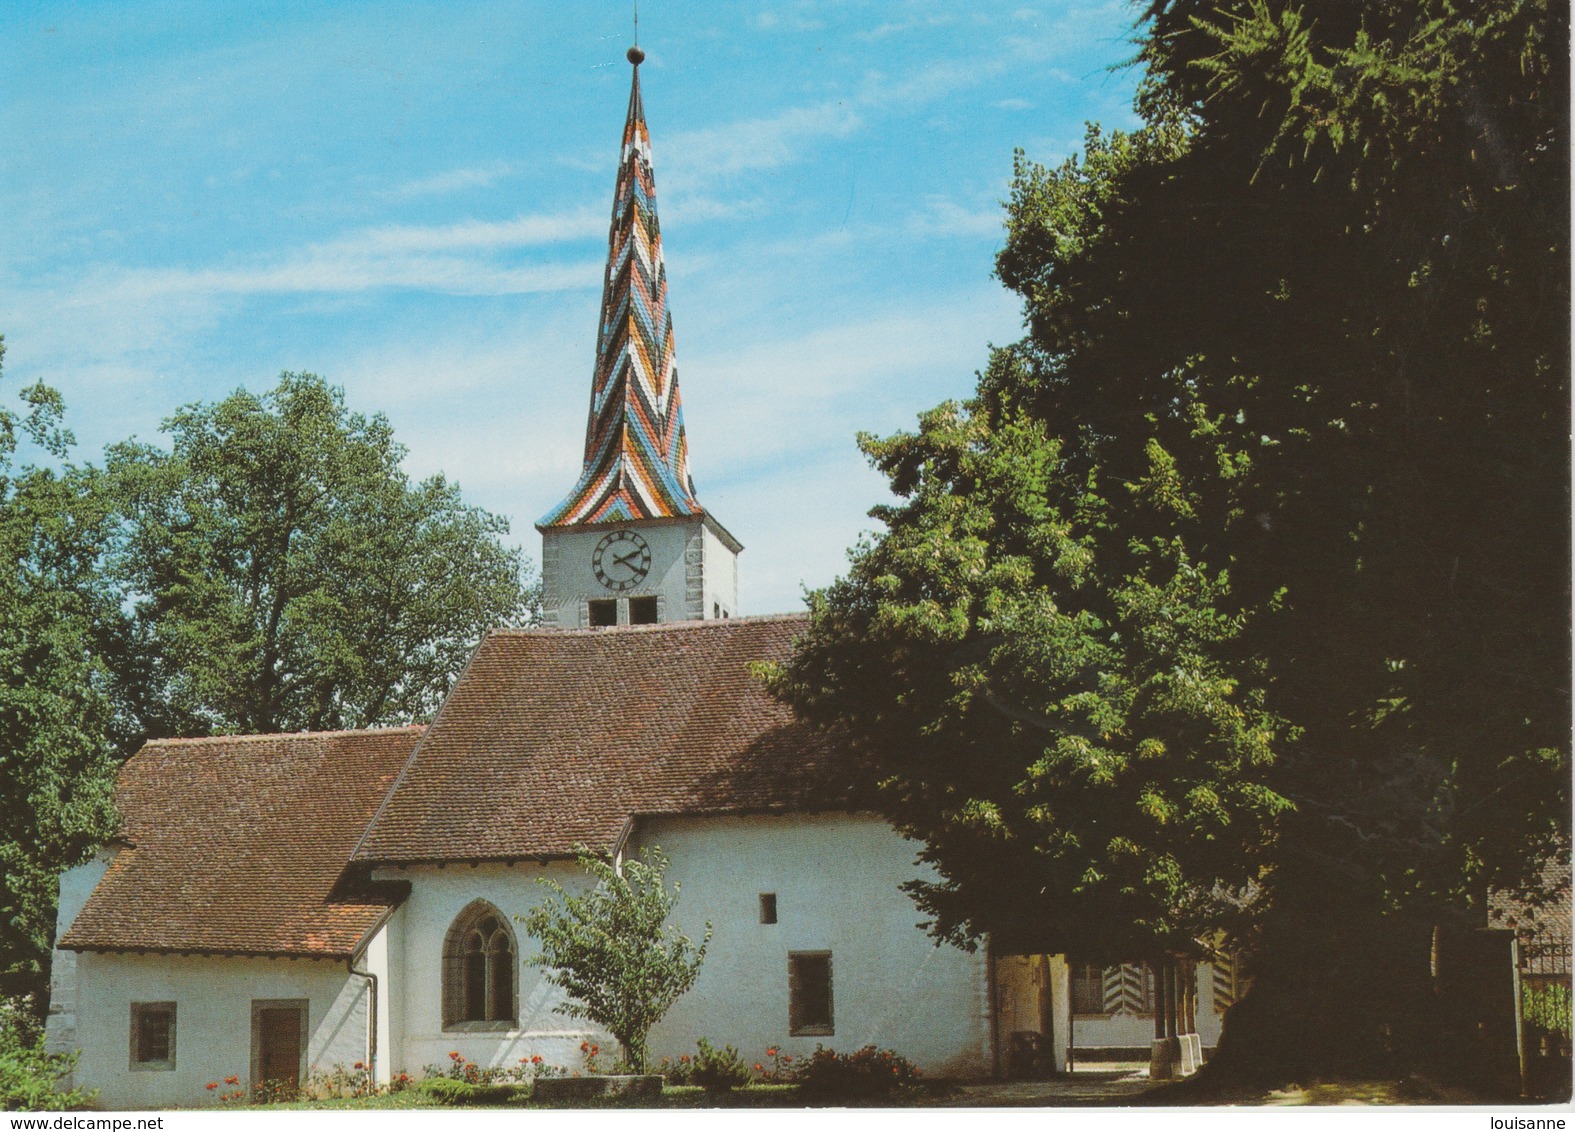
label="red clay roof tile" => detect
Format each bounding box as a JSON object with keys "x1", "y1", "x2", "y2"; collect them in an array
[
  {"x1": 353, "y1": 614, "x2": 834, "y2": 863},
  {"x1": 60, "y1": 727, "x2": 424, "y2": 957}
]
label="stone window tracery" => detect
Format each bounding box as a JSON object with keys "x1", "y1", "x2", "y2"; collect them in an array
[{"x1": 443, "y1": 901, "x2": 518, "y2": 1029}]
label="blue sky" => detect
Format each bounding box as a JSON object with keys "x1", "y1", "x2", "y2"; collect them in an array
[{"x1": 1, "y1": 1, "x2": 1142, "y2": 615}]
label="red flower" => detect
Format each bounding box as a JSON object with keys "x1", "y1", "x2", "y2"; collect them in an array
[
  {"x1": 205, "y1": 1082, "x2": 218, "y2": 1090},
  {"x1": 449, "y1": 1050, "x2": 462, "y2": 1060},
  {"x1": 531, "y1": 1055, "x2": 543, "y2": 1064},
  {"x1": 782, "y1": 1055, "x2": 793, "y2": 1064},
  {"x1": 680, "y1": 1055, "x2": 690, "y2": 1063},
  {"x1": 754, "y1": 1063, "x2": 764, "y2": 1072},
  {"x1": 580, "y1": 1041, "x2": 590, "y2": 1052},
  {"x1": 224, "y1": 1076, "x2": 239, "y2": 1085},
  {"x1": 590, "y1": 1044, "x2": 600, "y2": 1056},
  {"x1": 353, "y1": 1061, "x2": 364, "y2": 1070}
]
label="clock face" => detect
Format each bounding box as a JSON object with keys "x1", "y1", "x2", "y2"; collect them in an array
[{"x1": 592, "y1": 529, "x2": 652, "y2": 593}]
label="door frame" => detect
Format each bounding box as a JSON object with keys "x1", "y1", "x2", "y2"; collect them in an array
[{"x1": 250, "y1": 999, "x2": 309, "y2": 1090}]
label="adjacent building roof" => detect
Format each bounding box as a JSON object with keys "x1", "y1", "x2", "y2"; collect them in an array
[
  {"x1": 1490, "y1": 856, "x2": 1572, "y2": 976},
  {"x1": 60, "y1": 727, "x2": 424, "y2": 957},
  {"x1": 354, "y1": 614, "x2": 835, "y2": 864},
  {"x1": 538, "y1": 55, "x2": 703, "y2": 529}
]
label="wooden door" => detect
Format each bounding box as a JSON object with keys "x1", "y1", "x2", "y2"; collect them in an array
[{"x1": 255, "y1": 1005, "x2": 303, "y2": 1090}]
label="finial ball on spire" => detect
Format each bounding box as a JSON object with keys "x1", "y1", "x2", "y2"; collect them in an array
[{"x1": 627, "y1": 45, "x2": 645, "y2": 65}]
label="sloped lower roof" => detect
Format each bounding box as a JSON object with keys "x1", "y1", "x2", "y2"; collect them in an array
[
  {"x1": 61, "y1": 727, "x2": 423, "y2": 957},
  {"x1": 354, "y1": 614, "x2": 835, "y2": 863}
]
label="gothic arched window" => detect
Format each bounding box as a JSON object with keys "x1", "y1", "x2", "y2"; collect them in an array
[{"x1": 442, "y1": 901, "x2": 518, "y2": 1028}]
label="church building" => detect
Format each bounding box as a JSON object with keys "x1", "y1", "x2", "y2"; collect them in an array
[{"x1": 45, "y1": 50, "x2": 1223, "y2": 1109}]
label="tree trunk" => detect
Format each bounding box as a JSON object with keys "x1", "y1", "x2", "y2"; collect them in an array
[{"x1": 1197, "y1": 844, "x2": 1447, "y2": 1086}]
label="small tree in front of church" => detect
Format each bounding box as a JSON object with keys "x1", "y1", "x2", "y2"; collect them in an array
[{"x1": 521, "y1": 846, "x2": 710, "y2": 1074}]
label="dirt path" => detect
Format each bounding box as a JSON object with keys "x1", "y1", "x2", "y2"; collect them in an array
[{"x1": 934, "y1": 1069, "x2": 1159, "y2": 1107}]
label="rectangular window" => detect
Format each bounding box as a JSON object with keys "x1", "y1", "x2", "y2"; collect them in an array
[
  {"x1": 759, "y1": 893, "x2": 778, "y2": 924},
  {"x1": 130, "y1": 1002, "x2": 176, "y2": 1070},
  {"x1": 789, "y1": 951, "x2": 833, "y2": 1036},
  {"x1": 588, "y1": 599, "x2": 617, "y2": 627},
  {"x1": 629, "y1": 596, "x2": 658, "y2": 624}
]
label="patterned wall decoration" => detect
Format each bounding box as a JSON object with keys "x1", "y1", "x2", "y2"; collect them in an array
[
  {"x1": 539, "y1": 59, "x2": 703, "y2": 529},
  {"x1": 1070, "y1": 961, "x2": 1157, "y2": 1015},
  {"x1": 1211, "y1": 951, "x2": 1250, "y2": 1015},
  {"x1": 1102, "y1": 963, "x2": 1157, "y2": 1015}
]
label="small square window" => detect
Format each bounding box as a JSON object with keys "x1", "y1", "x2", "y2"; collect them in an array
[
  {"x1": 629, "y1": 596, "x2": 658, "y2": 624},
  {"x1": 588, "y1": 599, "x2": 617, "y2": 627},
  {"x1": 759, "y1": 893, "x2": 778, "y2": 924},
  {"x1": 789, "y1": 952, "x2": 833, "y2": 1036},
  {"x1": 130, "y1": 1002, "x2": 176, "y2": 1070}
]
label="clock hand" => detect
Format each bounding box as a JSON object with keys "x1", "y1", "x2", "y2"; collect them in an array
[{"x1": 613, "y1": 549, "x2": 644, "y2": 568}]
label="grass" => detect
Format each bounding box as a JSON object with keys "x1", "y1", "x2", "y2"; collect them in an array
[
  {"x1": 227, "y1": 1082, "x2": 971, "y2": 1111},
  {"x1": 181, "y1": 1072, "x2": 1517, "y2": 1110}
]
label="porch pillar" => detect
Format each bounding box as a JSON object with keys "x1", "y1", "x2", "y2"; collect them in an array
[{"x1": 1149, "y1": 955, "x2": 1183, "y2": 1079}]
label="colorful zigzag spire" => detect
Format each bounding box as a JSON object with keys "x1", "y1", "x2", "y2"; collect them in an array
[{"x1": 538, "y1": 49, "x2": 702, "y2": 529}]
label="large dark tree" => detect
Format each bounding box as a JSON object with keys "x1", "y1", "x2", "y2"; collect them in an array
[
  {"x1": 0, "y1": 338, "x2": 119, "y2": 1006},
  {"x1": 775, "y1": 0, "x2": 1567, "y2": 1082},
  {"x1": 105, "y1": 372, "x2": 539, "y2": 737}
]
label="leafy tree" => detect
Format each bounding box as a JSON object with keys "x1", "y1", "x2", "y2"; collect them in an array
[
  {"x1": 104, "y1": 372, "x2": 538, "y2": 737},
  {"x1": 776, "y1": 0, "x2": 1566, "y2": 1082},
  {"x1": 0, "y1": 338, "x2": 119, "y2": 1007},
  {"x1": 0, "y1": 997, "x2": 95, "y2": 1110},
  {"x1": 522, "y1": 847, "x2": 711, "y2": 1074}
]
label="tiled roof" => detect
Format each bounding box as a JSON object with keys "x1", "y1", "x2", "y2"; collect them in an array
[
  {"x1": 1490, "y1": 856, "x2": 1572, "y2": 974},
  {"x1": 354, "y1": 615, "x2": 836, "y2": 863},
  {"x1": 60, "y1": 727, "x2": 424, "y2": 957},
  {"x1": 538, "y1": 57, "x2": 703, "y2": 528}
]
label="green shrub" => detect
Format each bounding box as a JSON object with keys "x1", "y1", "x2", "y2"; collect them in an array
[
  {"x1": 0, "y1": 1002, "x2": 93, "y2": 1111},
  {"x1": 655, "y1": 1053, "x2": 695, "y2": 1085},
  {"x1": 1524, "y1": 982, "x2": 1573, "y2": 1037},
  {"x1": 794, "y1": 1045, "x2": 920, "y2": 1100},
  {"x1": 690, "y1": 1038, "x2": 751, "y2": 1093},
  {"x1": 413, "y1": 1076, "x2": 519, "y2": 1106}
]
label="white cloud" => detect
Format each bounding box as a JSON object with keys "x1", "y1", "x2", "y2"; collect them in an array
[
  {"x1": 385, "y1": 163, "x2": 515, "y2": 199},
  {"x1": 910, "y1": 196, "x2": 1005, "y2": 239},
  {"x1": 995, "y1": 97, "x2": 1035, "y2": 111},
  {"x1": 663, "y1": 194, "x2": 765, "y2": 226},
  {"x1": 349, "y1": 208, "x2": 605, "y2": 254},
  {"x1": 854, "y1": 13, "x2": 959, "y2": 42},
  {"x1": 93, "y1": 255, "x2": 600, "y2": 303},
  {"x1": 679, "y1": 285, "x2": 1021, "y2": 478},
  {"x1": 662, "y1": 103, "x2": 862, "y2": 191},
  {"x1": 753, "y1": 9, "x2": 826, "y2": 33}
]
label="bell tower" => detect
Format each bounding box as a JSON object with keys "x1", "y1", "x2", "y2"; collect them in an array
[{"x1": 536, "y1": 46, "x2": 741, "y2": 630}]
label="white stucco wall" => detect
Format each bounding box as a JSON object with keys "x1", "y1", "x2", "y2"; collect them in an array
[
  {"x1": 632, "y1": 813, "x2": 994, "y2": 1077},
  {"x1": 360, "y1": 918, "x2": 394, "y2": 1085},
  {"x1": 373, "y1": 860, "x2": 603, "y2": 1076},
  {"x1": 373, "y1": 814, "x2": 991, "y2": 1079},
  {"x1": 540, "y1": 520, "x2": 693, "y2": 628},
  {"x1": 697, "y1": 519, "x2": 739, "y2": 619},
  {"x1": 45, "y1": 851, "x2": 118, "y2": 1064},
  {"x1": 540, "y1": 515, "x2": 739, "y2": 627},
  {"x1": 66, "y1": 952, "x2": 372, "y2": 1110}
]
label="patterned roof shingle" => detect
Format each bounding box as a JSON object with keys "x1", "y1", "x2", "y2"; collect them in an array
[
  {"x1": 354, "y1": 615, "x2": 835, "y2": 863},
  {"x1": 538, "y1": 57, "x2": 703, "y2": 528},
  {"x1": 60, "y1": 727, "x2": 424, "y2": 957}
]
